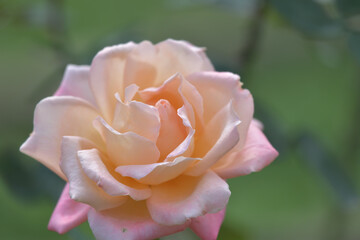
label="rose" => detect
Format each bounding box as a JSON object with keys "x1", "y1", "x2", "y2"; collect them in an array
[{"x1": 20, "y1": 39, "x2": 278, "y2": 240}]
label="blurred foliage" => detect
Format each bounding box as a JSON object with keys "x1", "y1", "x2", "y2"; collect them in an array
[
  {"x1": 336, "y1": 0, "x2": 360, "y2": 18},
  {"x1": 348, "y1": 32, "x2": 360, "y2": 63},
  {"x1": 298, "y1": 133, "x2": 357, "y2": 208},
  {"x1": 269, "y1": 0, "x2": 341, "y2": 38},
  {"x1": 1, "y1": 0, "x2": 360, "y2": 239}
]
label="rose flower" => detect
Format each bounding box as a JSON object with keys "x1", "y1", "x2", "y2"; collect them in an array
[{"x1": 20, "y1": 39, "x2": 278, "y2": 240}]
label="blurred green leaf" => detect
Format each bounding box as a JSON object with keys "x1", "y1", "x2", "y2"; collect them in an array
[
  {"x1": 269, "y1": 0, "x2": 341, "y2": 38},
  {"x1": 218, "y1": 224, "x2": 247, "y2": 240},
  {"x1": 0, "y1": 147, "x2": 63, "y2": 201},
  {"x1": 33, "y1": 162, "x2": 64, "y2": 200},
  {"x1": 29, "y1": 65, "x2": 66, "y2": 103},
  {"x1": 298, "y1": 133, "x2": 358, "y2": 208},
  {"x1": 254, "y1": 103, "x2": 289, "y2": 156},
  {"x1": 348, "y1": 32, "x2": 360, "y2": 63},
  {"x1": 0, "y1": 148, "x2": 41, "y2": 201},
  {"x1": 336, "y1": 0, "x2": 360, "y2": 18}
]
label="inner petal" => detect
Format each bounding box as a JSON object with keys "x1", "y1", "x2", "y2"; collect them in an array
[
  {"x1": 139, "y1": 73, "x2": 204, "y2": 131},
  {"x1": 94, "y1": 117, "x2": 160, "y2": 166},
  {"x1": 113, "y1": 93, "x2": 160, "y2": 142},
  {"x1": 155, "y1": 99, "x2": 187, "y2": 161}
]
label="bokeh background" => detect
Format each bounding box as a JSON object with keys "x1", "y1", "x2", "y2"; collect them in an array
[{"x1": 1, "y1": 0, "x2": 360, "y2": 239}]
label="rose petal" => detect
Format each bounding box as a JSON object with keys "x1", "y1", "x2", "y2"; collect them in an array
[
  {"x1": 90, "y1": 42, "x2": 136, "y2": 122},
  {"x1": 140, "y1": 74, "x2": 202, "y2": 160},
  {"x1": 123, "y1": 39, "x2": 214, "y2": 90},
  {"x1": 213, "y1": 121, "x2": 279, "y2": 179},
  {"x1": 166, "y1": 105, "x2": 195, "y2": 159},
  {"x1": 147, "y1": 171, "x2": 230, "y2": 226},
  {"x1": 187, "y1": 72, "x2": 254, "y2": 148},
  {"x1": 190, "y1": 208, "x2": 226, "y2": 240},
  {"x1": 116, "y1": 156, "x2": 200, "y2": 185},
  {"x1": 88, "y1": 200, "x2": 188, "y2": 240},
  {"x1": 139, "y1": 73, "x2": 183, "y2": 108},
  {"x1": 188, "y1": 71, "x2": 254, "y2": 148},
  {"x1": 186, "y1": 101, "x2": 241, "y2": 176},
  {"x1": 60, "y1": 136, "x2": 127, "y2": 210},
  {"x1": 139, "y1": 73, "x2": 204, "y2": 129},
  {"x1": 155, "y1": 99, "x2": 187, "y2": 160},
  {"x1": 123, "y1": 41, "x2": 158, "y2": 89},
  {"x1": 48, "y1": 183, "x2": 90, "y2": 234},
  {"x1": 187, "y1": 72, "x2": 240, "y2": 122},
  {"x1": 94, "y1": 117, "x2": 160, "y2": 166},
  {"x1": 113, "y1": 93, "x2": 160, "y2": 142},
  {"x1": 20, "y1": 96, "x2": 103, "y2": 180},
  {"x1": 78, "y1": 148, "x2": 151, "y2": 200},
  {"x1": 54, "y1": 64, "x2": 96, "y2": 106},
  {"x1": 153, "y1": 39, "x2": 214, "y2": 86},
  {"x1": 124, "y1": 84, "x2": 139, "y2": 103}
]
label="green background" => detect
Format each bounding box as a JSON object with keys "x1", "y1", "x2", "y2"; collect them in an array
[{"x1": 1, "y1": 0, "x2": 360, "y2": 239}]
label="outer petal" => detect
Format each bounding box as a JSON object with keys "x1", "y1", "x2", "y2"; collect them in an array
[
  {"x1": 147, "y1": 171, "x2": 230, "y2": 226},
  {"x1": 116, "y1": 157, "x2": 200, "y2": 185},
  {"x1": 94, "y1": 117, "x2": 160, "y2": 166},
  {"x1": 187, "y1": 72, "x2": 241, "y2": 123},
  {"x1": 54, "y1": 64, "x2": 96, "y2": 106},
  {"x1": 48, "y1": 183, "x2": 90, "y2": 234},
  {"x1": 88, "y1": 200, "x2": 188, "y2": 240},
  {"x1": 78, "y1": 148, "x2": 151, "y2": 201},
  {"x1": 60, "y1": 136, "x2": 127, "y2": 211},
  {"x1": 90, "y1": 42, "x2": 136, "y2": 122},
  {"x1": 190, "y1": 208, "x2": 226, "y2": 240},
  {"x1": 153, "y1": 39, "x2": 214, "y2": 86},
  {"x1": 20, "y1": 96, "x2": 103, "y2": 180},
  {"x1": 213, "y1": 121, "x2": 278, "y2": 179},
  {"x1": 122, "y1": 41, "x2": 158, "y2": 90},
  {"x1": 187, "y1": 71, "x2": 254, "y2": 148},
  {"x1": 123, "y1": 39, "x2": 214, "y2": 90}
]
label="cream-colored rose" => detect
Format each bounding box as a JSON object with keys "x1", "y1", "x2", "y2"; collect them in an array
[{"x1": 20, "y1": 39, "x2": 278, "y2": 240}]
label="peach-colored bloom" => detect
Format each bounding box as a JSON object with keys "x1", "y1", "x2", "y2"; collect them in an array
[{"x1": 20, "y1": 39, "x2": 278, "y2": 240}]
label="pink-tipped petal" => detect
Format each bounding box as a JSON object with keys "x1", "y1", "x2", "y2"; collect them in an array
[
  {"x1": 190, "y1": 208, "x2": 226, "y2": 240},
  {"x1": 214, "y1": 121, "x2": 278, "y2": 179},
  {"x1": 54, "y1": 64, "x2": 96, "y2": 106},
  {"x1": 88, "y1": 200, "x2": 188, "y2": 240},
  {"x1": 60, "y1": 136, "x2": 127, "y2": 211},
  {"x1": 147, "y1": 171, "x2": 230, "y2": 226},
  {"x1": 48, "y1": 183, "x2": 90, "y2": 234}
]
